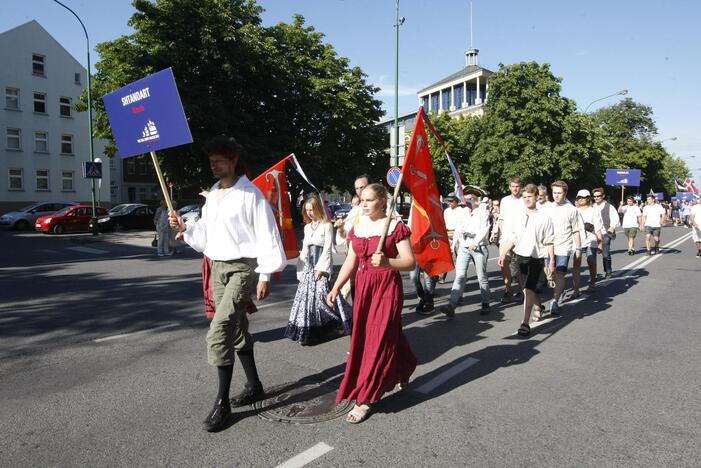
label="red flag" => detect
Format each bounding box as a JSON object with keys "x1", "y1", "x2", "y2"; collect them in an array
[
  {"x1": 252, "y1": 156, "x2": 299, "y2": 259},
  {"x1": 401, "y1": 108, "x2": 454, "y2": 276}
]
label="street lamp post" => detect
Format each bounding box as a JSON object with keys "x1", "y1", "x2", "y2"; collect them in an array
[
  {"x1": 52, "y1": 0, "x2": 98, "y2": 235},
  {"x1": 393, "y1": 0, "x2": 405, "y2": 168},
  {"x1": 583, "y1": 89, "x2": 628, "y2": 113}
]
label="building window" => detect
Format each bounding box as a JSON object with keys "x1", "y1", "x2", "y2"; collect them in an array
[
  {"x1": 5, "y1": 87, "x2": 19, "y2": 110},
  {"x1": 59, "y1": 97, "x2": 71, "y2": 117},
  {"x1": 441, "y1": 88, "x2": 451, "y2": 110},
  {"x1": 9, "y1": 168, "x2": 23, "y2": 190},
  {"x1": 467, "y1": 85, "x2": 476, "y2": 106},
  {"x1": 430, "y1": 93, "x2": 439, "y2": 112},
  {"x1": 139, "y1": 159, "x2": 148, "y2": 175},
  {"x1": 36, "y1": 169, "x2": 50, "y2": 191},
  {"x1": 32, "y1": 54, "x2": 45, "y2": 76},
  {"x1": 74, "y1": 73, "x2": 81, "y2": 85},
  {"x1": 34, "y1": 131, "x2": 48, "y2": 153},
  {"x1": 6, "y1": 128, "x2": 21, "y2": 150},
  {"x1": 109, "y1": 158, "x2": 116, "y2": 170},
  {"x1": 138, "y1": 187, "x2": 147, "y2": 201},
  {"x1": 33, "y1": 92, "x2": 47, "y2": 113},
  {"x1": 454, "y1": 85, "x2": 464, "y2": 107},
  {"x1": 126, "y1": 159, "x2": 136, "y2": 175},
  {"x1": 60, "y1": 134, "x2": 74, "y2": 154},
  {"x1": 61, "y1": 171, "x2": 74, "y2": 191},
  {"x1": 421, "y1": 96, "x2": 429, "y2": 112}
]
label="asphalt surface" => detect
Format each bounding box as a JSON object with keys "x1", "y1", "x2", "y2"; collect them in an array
[{"x1": 1, "y1": 226, "x2": 700, "y2": 467}]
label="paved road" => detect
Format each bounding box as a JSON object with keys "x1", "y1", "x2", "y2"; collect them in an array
[{"x1": 0, "y1": 226, "x2": 699, "y2": 466}]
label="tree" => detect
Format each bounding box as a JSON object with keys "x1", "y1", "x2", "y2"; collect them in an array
[
  {"x1": 592, "y1": 98, "x2": 688, "y2": 195},
  {"x1": 79, "y1": 0, "x2": 386, "y2": 194},
  {"x1": 427, "y1": 62, "x2": 606, "y2": 198}
]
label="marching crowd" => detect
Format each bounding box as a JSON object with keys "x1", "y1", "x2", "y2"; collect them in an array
[{"x1": 167, "y1": 136, "x2": 701, "y2": 432}]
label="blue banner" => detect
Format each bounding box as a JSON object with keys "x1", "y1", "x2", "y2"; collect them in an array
[
  {"x1": 102, "y1": 68, "x2": 193, "y2": 158},
  {"x1": 605, "y1": 168, "x2": 641, "y2": 186},
  {"x1": 676, "y1": 192, "x2": 696, "y2": 202}
]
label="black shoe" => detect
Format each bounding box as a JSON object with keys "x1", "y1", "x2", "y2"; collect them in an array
[
  {"x1": 415, "y1": 299, "x2": 425, "y2": 314},
  {"x1": 230, "y1": 384, "x2": 265, "y2": 407},
  {"x1": 203, "y1": 399, "x2": 231, "y2": 432},
  {"x1": 440, "y1": 304, "x2": 455, "y2": 318},
  {"x1": 423, "y1": 300, "x2": 434, "y2": 313},
  {"x1": 415, "y1": 299, "x2": 433, "y2": 316},
  {"x1": 479, "y1": 303, "x2": 490, "y2": 315}
]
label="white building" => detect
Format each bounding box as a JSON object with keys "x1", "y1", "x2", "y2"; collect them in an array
[{"x1": 0, "y1": 20, "x2": 110, "y2": 211}]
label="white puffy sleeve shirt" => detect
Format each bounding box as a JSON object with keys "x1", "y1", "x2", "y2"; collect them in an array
[
  {"x1": 183, "y1": 176, "x2": 286, "y2": 282},
  {"x1": 299, "y1": 222, "x2": 334, "y2": 274}
]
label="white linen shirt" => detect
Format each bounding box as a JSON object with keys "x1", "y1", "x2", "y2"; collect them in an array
[
  {"x1": 546, "y1": 202, "x2": 581, "y2": 256},
  {"x1": 595, "y1": 201, "x2": 621, "y2": 231},
  {"x1": 443, "y1": 206, "x2": 463, "y2": 231},
  {"x1": 620, "y1": 205, "x2": 642, "y2": 228},
  {"x1": 452, "y1": 205, "x2": 490, "y2": 249},
  {"x1": 577, "y1": 206, "x2": 604, "y2": 247},
  {"x1": 497, "y1": 194, "x2": 525, "y2": 243},
  {"x1": 510, "y1": 208, "x2": 555, "y2": 259},
  {"x1": 642, "y1": 204, "x2": 666, "y2": 228},
  {"x1": 183, "y1": 176, "x2": 286, "y2": 282}
]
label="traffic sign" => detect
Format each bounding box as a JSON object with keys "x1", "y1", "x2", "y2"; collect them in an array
[
  {"x1": 84, "y1": 161, "x2": 103, "y2": 179},
  {"x1": 386, "y1": 166, "x2": 401, "y2": 188},
  {"x1": 167, "y1": 181, "x2": 174, "y2": 188}
]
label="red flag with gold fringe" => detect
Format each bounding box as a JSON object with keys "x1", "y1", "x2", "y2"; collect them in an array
[
  {"x1": 252, "y1": 156, "x2": 299, "y2": 259},
  {"x1": 401, "y1": 108, "x2": 454, "y2": 276}
]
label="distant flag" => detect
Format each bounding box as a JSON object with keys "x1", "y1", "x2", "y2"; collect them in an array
[
  {"x1": 673, "y1": 176, "x2": 687, "y2": 191},
  {"x1": 400, "y1": 108, "x2": 454, "y2": 277}
]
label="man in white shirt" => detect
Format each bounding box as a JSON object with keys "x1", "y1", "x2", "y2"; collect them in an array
[
  {"x1": 170, "y1": 136, "x2": 286, "y2": 432},
  {"x1": 334, "y1": 174, "x2": 370, "y2": 246},
  {"x1": 490, "y1": 176, "x2": 525, "y2": 302},
  {"x1": 498, "y1": 184, "x2": 555, "y2": 337},
  {"x1": 592, "y1": 187, "x2": 621, "y2": 278},
  {"x1": 441, "y1": 188, "x2": 492, "y2": 317},
  {"x1": 641, "y1": 194, "x2": 667, "y2": 255},
  {"x1": 546, "y1": 181, "x2": 582, "y2": 316},
  {"x1": 690, "y1": 198, "x2": 701, "y2": 258},
  {"x1": 618, "y1": 196, "x2": 643, "y2": 255}
]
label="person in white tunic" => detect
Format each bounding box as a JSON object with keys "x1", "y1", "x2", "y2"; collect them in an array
[
  {"x1": 169, "y1": 136, "x2": 286, "y2": 432},
  {"x1": 286, "y1": 196, "x2": 352, "y2": 344},
  {"x1": 498, "y1": 184, "x2": 555, "y2": 337},
  {"x1": 574, "y1": 189, "x2": 604, "y2": 294}
]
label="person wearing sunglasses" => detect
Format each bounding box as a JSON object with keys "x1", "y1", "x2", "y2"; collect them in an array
[{"x1": 592, "y1": 188, "x2": 620, "y2": 279}]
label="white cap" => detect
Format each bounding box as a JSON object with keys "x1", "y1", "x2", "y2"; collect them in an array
[{"x1": 576, "y1": 189, "x2": 591, "y2": 198}]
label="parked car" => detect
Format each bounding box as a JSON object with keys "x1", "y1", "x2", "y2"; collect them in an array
[
  {"x1": 35, "y1": 205, "x2": 108, "y2": 234},
  {"x1": 178, "y1": 204, "x2": 201, "y2": 223},
  {"x1": 0, "y1": 201, "x2": 78, "y2": 230},
  {"x1": 97, "y1": 204, "x2": 157, "y2": 232},
  {"x1": 330, "y1": 203, "x2": 353, "y2": 220}
]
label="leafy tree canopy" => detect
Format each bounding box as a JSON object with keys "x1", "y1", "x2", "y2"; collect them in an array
[{"x1": 79, "y1": 0, "x2": 386, "y2": 194}]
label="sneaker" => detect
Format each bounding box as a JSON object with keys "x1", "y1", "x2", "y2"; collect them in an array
[
  {"x1": 203, "y1": 399, "x2": 231, "y2": 432},
  {"x1": 440, "y1": 304, "x2": 455, "y2": 318},
  {"x1": 479, "y1": 303, "x2": 491, "y2": 315},
  {"x1": 550, "y1": 301, "x2": 561, "y2": 316},
  {"x1": 230, "y1": 384, "x2": 265, "y2": 407}
]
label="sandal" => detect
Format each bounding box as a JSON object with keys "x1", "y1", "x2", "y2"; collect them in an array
[
  {"x1": 346, "y1": 404, "x2": 371, "y2": 424},
  {"x1": 397, "y1": 380, "x2": 409, "y2": 391},
  {"x1": 532, "y1": 305, "x2": 543, "y2": 322},
  {"x1": 517, "y1": 322, "x2": 531, "y2": 337}
]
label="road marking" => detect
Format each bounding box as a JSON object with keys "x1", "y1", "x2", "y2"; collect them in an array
[
  {"x1": 255, "y1": 298, "x2": 294, "y2": 310},
  {"x1": 275, "y1": 442, "x2": 334, "y2": 468},
  {"x1": 93, "y1": 323, "x2": 180, "y2": 343},
  {"x1": 66, "y1": 246, "x2": 109, "y2": 254},
  {"x1": 415, "y1": 357, "x2": 479, "y2": 394}
]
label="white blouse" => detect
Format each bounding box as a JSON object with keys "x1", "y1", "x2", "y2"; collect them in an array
[
  {"x1": 299, "y1": 221, "x2": 334, "y2": 274},
  {"x1": 183, "y1": 176, "x2": 287, "y2": 282}
]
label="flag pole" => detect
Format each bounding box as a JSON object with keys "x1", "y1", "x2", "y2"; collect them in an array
[
  {"x1": 150, "y1": 151, "x2": 174, "y2": 213},
  {"x1": 376, "y1": 172, "x2": 405, "y2": 254},
  {"x1": 621, "y1": 185, "x2": 625, "y2": 203}
]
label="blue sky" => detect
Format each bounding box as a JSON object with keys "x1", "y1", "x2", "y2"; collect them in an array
[{"x1": 3, "y1": 0, "x2": 700, "y2": 181}]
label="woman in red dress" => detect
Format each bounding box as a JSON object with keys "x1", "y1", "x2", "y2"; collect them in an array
[{"x1": 327, "y1": 183, "x2": 417, "y2": 423}]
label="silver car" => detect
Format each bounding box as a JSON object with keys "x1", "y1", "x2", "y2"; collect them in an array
[{"x1": 0, "y1": 201, "x2": 78, "y2": 230}]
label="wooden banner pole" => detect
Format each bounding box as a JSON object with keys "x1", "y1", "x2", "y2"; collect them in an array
[
  {"x1": 149, "y1": 151, "x2": 174, "y2": 213},
  {"x1": 376, "y1": 172, "x2": 405, "y2": 254},
  {"x1": 621, "y1": 185, "x2": 625, "y2": 204}
]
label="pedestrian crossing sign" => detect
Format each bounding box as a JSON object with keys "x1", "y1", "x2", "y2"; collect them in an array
[{"x1": 84, "y1": 161, "x2": 103, "y2": 179}]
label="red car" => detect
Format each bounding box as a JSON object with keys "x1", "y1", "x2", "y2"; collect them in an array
[{"x1": 35, "y1": 205, "x2": 108, "y2": 234}]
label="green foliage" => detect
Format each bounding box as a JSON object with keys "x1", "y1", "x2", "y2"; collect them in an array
[
  {"x1": 78, "y1": 0, "x2": 386, "y2": 193},
  {"x1": 592, "y1": 98, "x2": 688, "y2": 195}
]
